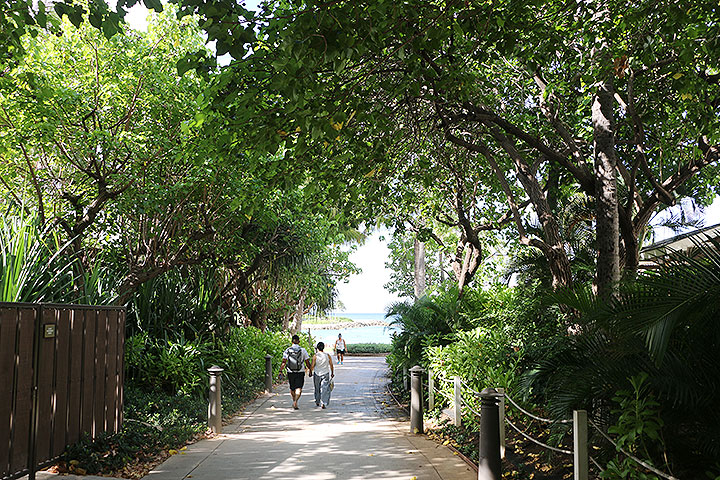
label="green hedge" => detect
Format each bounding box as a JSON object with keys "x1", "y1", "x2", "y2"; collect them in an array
[
  {"x1": 124, "y1": 328, "x2": 313, "y2": 396},
  {"x1": 346, "y1": 343, "x2": 391, "y2": 354}
]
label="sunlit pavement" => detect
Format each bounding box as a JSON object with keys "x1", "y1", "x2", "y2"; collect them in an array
[{"x1": 144, "y1": 356, "x2": 475, "y2": 480}]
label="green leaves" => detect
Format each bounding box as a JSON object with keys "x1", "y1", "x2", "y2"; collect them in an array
[
  {"x1": 53, "y1": 2, "x2": 85, "y2": 28},
  {"x1": 142, "y1": 0, "x2": 163, "y2": 13}
]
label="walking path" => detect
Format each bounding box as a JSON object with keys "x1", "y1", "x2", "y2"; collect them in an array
[{"x1": 144, "y1": 356, "x2": 475, "y2": 480}]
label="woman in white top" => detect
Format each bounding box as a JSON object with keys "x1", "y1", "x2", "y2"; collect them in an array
[{"x1": 310, "y1": 342, "x2": 334, "y2": 408}]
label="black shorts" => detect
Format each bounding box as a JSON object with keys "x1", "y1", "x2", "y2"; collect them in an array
[
  {"x1": 288, "y1": 371, "x2": 305, "y2": 390},
  {"x1": 337, "y1": 349, "x2": 345, "y2": 355}
]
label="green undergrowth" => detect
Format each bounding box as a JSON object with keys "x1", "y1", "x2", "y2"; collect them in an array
[{"x1": 60, "y1": 327, "x2": 313, "y2": 477}]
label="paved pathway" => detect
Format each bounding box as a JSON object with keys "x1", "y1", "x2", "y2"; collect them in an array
[{"x1": 144, "y1": 356, "x2": 475, "y2": 480}]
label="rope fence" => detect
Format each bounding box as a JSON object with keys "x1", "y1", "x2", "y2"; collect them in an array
[
  {"x1": 504, "y1": 417, "x2": 572, "y2": 455},
  {"x1": 399, "y1": 366, "x2": 681, "y2": 480},
  {"x1": 504, "y1": 393, "x2": 572, "y2": 424}
]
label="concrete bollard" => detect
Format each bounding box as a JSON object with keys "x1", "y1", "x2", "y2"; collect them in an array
[
  {"x1": 478, "y1": 388, "x2": 501, "y2": 480},
  {"x1": 265, "y1": 354, "x2": 273, "y2": 393},
  {"x1": 208, "y1": 365, "x2": 224, "y2": 433},
  {"x1": 428, "y1": 367, "x2": 435, "y2": 411},
  {"x1": 453, "y1": 376, "x2": 462, "y2": 426},
  {"x1": 573, "y1": 410, "x2": 588, "y2": 480},
  {"x1": 403, "y1": 365, "x2": 409, "y2": 391},
  {"x1": 410, "y1": 365, "x2": 425, "y2": 434}
]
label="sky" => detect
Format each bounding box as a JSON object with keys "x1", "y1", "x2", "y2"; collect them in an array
[{"x1": 333, "y1": 230, "x2": 407, "y2": 314}]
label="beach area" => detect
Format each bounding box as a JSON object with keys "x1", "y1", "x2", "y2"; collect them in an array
[
  {"x1": 306, "y1": 318, "x2": 390, "y2": 330},
  {"x1": 303, "y1": 313, "x2": 395, "y2": 344}
]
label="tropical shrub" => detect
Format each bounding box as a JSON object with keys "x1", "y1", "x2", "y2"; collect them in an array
[
  {"x1": 525, "y1": 239, "x2": 720, "y2": 476},
  {"x1": 600, "y1": 374, "x2": 666, "y2": 480},
  {"x1": 125, "y1": 327, "x2": 313, "y2": 397},
  {"x1": 0, "y1": 211, "x2": 75, "y2": 302},
  {"x1": 386, "y1": 288, "x2": 474, "y2": 378},
  {"x1": 426, "y1": 326, "x2": 523, "y2": 395}
]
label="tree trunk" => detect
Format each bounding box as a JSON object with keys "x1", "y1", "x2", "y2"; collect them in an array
[
  {"x1": 593, "y1": 75, "x2": 620, "y2": 298},
  {"x1": 282, "y1": 312, "x2": 292, "y2": 330},
  {"x1": 289, "y1": 287, "x2": 307, "y2": 334},
  {"x1": 486, "y1": 128, "x2": 573, "y2": 290},
  {"x1": 451, "y1": 240, "x2": 482, "y2": 298},
  {"x1": 413, "y1": 237, "x2": 426, "y2": 299},
  {"x1": 439, "y1": 251, "x2": 445, "y2": 283}
]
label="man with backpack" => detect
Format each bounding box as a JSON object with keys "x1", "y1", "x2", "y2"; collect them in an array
[{"x1": 279, "y1": 335, "x2": 312, "y2": 410}]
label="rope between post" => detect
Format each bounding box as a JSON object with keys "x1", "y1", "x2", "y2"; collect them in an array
[
  {"x1": 460, "y1": 379, "x2": 483, "y2": 396},
  {"x1": 504, "y1": 393, "x2": 572, "y2": 424},
  {"x1": 505, "y1": 417, "x2": 572, "y2": 455},
  {"x1": 463, "y1": 402, "x2": 482, "y2": 417},
  {"x1": 436, "y1": 388, "x2": 455, "y2": 403},
  {"x1": 589, "y1": 455, "x2": 605, "y2": 473},
  {"x1": 588, "y1": 419, "x2": 678, "y2": 480}
]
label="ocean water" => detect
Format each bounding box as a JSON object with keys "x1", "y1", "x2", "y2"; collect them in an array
[{"x1": 306, "y1": 312, "x2": 397, "y2": 345}]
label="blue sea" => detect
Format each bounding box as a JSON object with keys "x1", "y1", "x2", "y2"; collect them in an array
[{"x1": 306, "y1": 312, "x2": 397, "y2": 345}]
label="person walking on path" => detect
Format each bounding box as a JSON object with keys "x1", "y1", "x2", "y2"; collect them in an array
[
  {"x1": 279, "y1": 334, "x2": 311, "y2": 410},
  {"x1": 334, "y1": 333, "x2": 347, "y2": 364},
  {"x1": 310, "y1": 341, "x2": 334, "y2": 409}
]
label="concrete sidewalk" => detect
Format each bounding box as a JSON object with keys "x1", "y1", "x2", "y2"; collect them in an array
[
  {"x1": 28, "y1": 357, "x2": 475, "y2": 480},
  {"x1": 144, "y1": 356, "x2": 474, "y2": 480}
]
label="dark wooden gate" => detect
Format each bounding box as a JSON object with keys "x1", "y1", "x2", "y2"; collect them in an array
[{"x1": 0, "y1": 303, "x2": 125, "y2": 480}]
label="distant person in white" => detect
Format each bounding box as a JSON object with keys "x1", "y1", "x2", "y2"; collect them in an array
[
  {"x1": 310, "y1": 342, "x2": 334, "y2": 409},
  {"x1": 334, "y1": 333, "x2": 346, "y2": 364}
]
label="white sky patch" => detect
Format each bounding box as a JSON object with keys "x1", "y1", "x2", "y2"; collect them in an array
[
  {"x1": 124, "y1": 3, "x2": 149, "y2": 31},
  {"x1": 334, "y1": 229, "x2": 407, "y2": 314}
]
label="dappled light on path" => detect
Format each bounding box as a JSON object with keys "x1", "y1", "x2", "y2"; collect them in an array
[{"x1": 145, "y1": 357, "x2": 474, "y2": 480}]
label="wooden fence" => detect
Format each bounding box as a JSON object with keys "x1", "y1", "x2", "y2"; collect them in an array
[{"x1": 0, "y1": 303, "x2": 126, "y2": 480}]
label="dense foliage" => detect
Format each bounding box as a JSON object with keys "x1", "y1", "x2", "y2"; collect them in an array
[
  {"x1": 1, "y1": 1, "x2": 719, "y2": 478},
  {"x1": 0, "y1": 10, "x2": 358, "y2": 332},
  {"x1": 388, "y1": 240, "x2": 720, "y2": 477}
]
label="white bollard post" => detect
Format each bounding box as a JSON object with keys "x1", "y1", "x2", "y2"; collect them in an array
[
  {"x1": 573, "y1": 410, "x2": 588, "y2": 480},
  {"x1": 453, "y1": 376, "x2": 462, "y2": 427},
  {"x1": 428, "y1": 368, "x2": 435, "y2": 411},
  {"x1": 498, "y1": 388, "x2": 506, "y2": 459}
]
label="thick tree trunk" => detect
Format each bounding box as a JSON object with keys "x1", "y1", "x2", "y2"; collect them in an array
[
  {"x1": 486, "y1": 129, "x2": 573, "y2": 290},
  {"x1": 413, "y1": 238, "x2": 426, "y2": 299},
  {"x1": 593, "y1": 76, "x2": 620, "y2": 298},
  {"x1": 282, "y1": 301, "x2": 293, "y2": 330},
  {"x1": 452, "y1": 240, "x2": 481, "y2": 298},
  {"x1": 289, "y1": 287, "x2": 307, "y2": 334}
]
